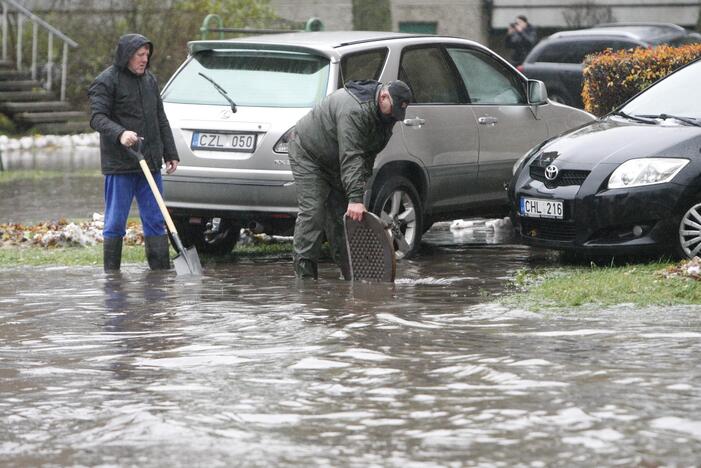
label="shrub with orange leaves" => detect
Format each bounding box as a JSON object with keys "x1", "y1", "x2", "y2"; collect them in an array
[{"x1": 582, "y1": 44, "x2": 701, "y2": 117}]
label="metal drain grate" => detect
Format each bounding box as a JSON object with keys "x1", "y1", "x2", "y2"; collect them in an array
[
  {"x1": 344, "y1": 213, "x2": 396, "y2": 282},
  {"x1": 347, "y1": 224, "x2": 388, "y2": 281}
]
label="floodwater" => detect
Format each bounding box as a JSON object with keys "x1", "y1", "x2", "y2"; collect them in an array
[
  {"x1": 2, "y1": 148, "x2": 701, "y2": 466},
  {"x1": 0, "y1": 147, "x2": 104, "y2": 224}
]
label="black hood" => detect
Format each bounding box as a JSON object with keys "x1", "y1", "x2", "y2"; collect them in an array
[
  {"x1": 114, "y1": 33, "x2": 153, "y2": 71},
  {"x1": 344, "y1": 80, "x2": 382, "y2": 104}
]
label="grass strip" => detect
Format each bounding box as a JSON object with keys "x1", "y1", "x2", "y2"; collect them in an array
[
  {"x1": 0, "y1": 242, "x2": 293, "y2": 267},
  {"x1": 0, "y1": 244, "x2": 146, "y2": 267},
  {"x1": 504, "y1": 261, "x2": 701, "y2": 309}
]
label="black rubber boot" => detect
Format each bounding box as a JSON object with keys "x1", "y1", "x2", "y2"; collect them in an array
[
  {"x1": 294, "y1": 258, "x2": 318, "y2": 279},
  {"x1": 144, "y1": 235, "x2": 171, "y2": 270},
  {"x1": 103, "y1": 237, "x2": 123, "y2": 272}
]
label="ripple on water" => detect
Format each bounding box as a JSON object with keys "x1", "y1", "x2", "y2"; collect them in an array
[{"x1": 2, "y1": 249, "x2": 701, "y2": 466}]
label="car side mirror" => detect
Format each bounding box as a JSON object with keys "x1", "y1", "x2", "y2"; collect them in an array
[{"x1": 527, "y1": 79, "x2": 548, "y2": 105}]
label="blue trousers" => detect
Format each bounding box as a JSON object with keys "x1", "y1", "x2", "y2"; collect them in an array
[{"x1": 103, "y1": 172, "x2": 166, "y2": 239}]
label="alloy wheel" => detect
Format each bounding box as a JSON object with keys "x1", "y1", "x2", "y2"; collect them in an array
[
  {"x1": 679, "y1": 203, "x2": 701, "y2": 258},
  {"x1": 378, "y1": 189, "x2": 417, "y2": 260}
]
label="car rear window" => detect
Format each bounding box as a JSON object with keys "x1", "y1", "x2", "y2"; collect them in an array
[{"x1": 162, "y1": 49, "x2": 330, "y2": 107}]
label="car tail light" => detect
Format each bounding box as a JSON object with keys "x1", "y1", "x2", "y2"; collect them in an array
[{"x1": 273, "y1": 126, "x2": 295, "y2": 154}]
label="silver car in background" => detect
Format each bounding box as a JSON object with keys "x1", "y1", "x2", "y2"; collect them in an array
[{"x1": 161, "y1": 31, "x2": 593, "y2": 256}]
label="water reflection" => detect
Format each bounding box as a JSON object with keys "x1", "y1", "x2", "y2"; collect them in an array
[
  {"x1": 1, "y1": 146, "x2": 100, "y2": 171},
  {"x1": 102, "y1": 272, "x2": 184, "y2": 381},
  {"x1": 0, "y1": 147, "x2": 103, "y2": 223}
]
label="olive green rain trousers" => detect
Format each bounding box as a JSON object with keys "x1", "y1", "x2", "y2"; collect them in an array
[{"x1": 289, "y1": 137, "x2": 351, "y2": 280}]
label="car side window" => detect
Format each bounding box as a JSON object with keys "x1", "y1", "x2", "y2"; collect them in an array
[
  {"x1": 668, "y1": 35, "x2": 701, "y2": 46},
  {"x1": 398, "y1": 46, "x2": 463, "y2": 104},
  {"x1": 533, "y1": 41, "x2": 572, "y2": 63},
  {"x1": 567, "y1": 39, "x2": 640, "y2": 63},
  {"x1": 534, "y1": 39, "x2": 641, "y2": 64},
  {"x1": 338, "y1": 48, "x2": 388, "y2": 88},
  {"x1": 447, "y1": 47, "x2": 526, "y2": 105}
]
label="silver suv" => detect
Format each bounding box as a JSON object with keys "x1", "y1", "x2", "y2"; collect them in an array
[{"x1": 161, "y1": 31, "x2": 593, "y2": 257}]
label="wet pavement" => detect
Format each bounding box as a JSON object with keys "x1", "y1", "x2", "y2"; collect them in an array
[{"x1": 2, "y1": 148, "x2": 701, "y2": 466}]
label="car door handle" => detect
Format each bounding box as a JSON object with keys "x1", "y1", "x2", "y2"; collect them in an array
[
  {"x1": 478, "y1": 116, "x2": 499, "y2": 125},
  {"x1": 403, "y1": 117, "x2": 426, "y2": 127}
]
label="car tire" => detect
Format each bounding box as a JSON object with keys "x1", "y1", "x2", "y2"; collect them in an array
[
  {"x1": 371, "y1": 176, "x2": 423, "y2": 259},
  {"x1": 677, "y1": 202, "x2": 701, "y2": 258},
  {"x1": 171, "y1": 216, "x2": 241, "y2": 255}
]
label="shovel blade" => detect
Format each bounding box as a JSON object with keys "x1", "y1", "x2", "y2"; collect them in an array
[{"x1": 173, "y1": 246, "x2": 203, "y2": 276}]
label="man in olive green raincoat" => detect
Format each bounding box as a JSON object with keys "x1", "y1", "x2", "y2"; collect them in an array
[{"x1": 289, "y1": 80, "x2": 412, "y2": 279}]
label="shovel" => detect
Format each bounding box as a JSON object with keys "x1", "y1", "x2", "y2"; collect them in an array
[{"x1": 126, "y1": 144, "x2": 203, "y2": 276}]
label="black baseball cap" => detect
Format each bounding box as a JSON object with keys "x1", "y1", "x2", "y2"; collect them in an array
[{"x1": 386, "y1": 80, "x2": 412, "y2": 121}]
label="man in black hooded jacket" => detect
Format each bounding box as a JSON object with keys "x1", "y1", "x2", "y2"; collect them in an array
[{"x1": 88, "y1": 34, "x2": 179, "y2": 272}]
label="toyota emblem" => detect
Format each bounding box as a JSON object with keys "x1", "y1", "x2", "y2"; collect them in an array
[{"x1": 544, "y1": 164, "x2": 559, "y2": 181}]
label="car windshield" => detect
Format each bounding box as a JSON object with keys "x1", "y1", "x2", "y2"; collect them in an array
[
  {"x1": 162, "y1": 49, "x2": 330, "y2": 107},
  {"x1": 621, "y1": 59, "x2": 701, "y2": 120}
]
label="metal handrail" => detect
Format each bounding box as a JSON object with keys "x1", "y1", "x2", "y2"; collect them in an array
[{"x1": 1, "y1": 0, "x2": 78, "y2": 101}]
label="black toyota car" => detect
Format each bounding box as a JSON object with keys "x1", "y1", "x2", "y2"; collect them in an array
[{"x1": 509, "y1": 58, "x2": 701, "y2": 258}]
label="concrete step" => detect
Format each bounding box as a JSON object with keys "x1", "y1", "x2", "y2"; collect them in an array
[
  {"x1": 0, "y1": 80, "x2": 43, "y2": 91},
  {"x1": 0, "y1": 90, "x2": 56, "y2": 102},
  {"x1": 0, "y1": 69, "x2": 32, "y2": 80},
  {"x1": 16, "y1": 110, "x2": 88, "y2": 124},
  {"x1": 0, "y1": 100, "x2": 72, "y2": 114},
  {"x1": 32, "y1": 120, "x2": 92, "y2": 135}
]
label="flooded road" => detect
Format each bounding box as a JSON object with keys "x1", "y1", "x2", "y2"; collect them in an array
[
  {"x1": 0, "y1": 147, "x2": 103, "y2": 224},
  {"x1": 2, "y1": 148, "x2": 701, "y2": 466}
]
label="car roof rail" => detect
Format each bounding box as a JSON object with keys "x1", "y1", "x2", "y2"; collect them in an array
[
  {"x1": 549, "y1": 29, "x2": 640, "y2": 41},
  {"x1": 594, "y1": 22, "x2": 686, "y2": 33}
]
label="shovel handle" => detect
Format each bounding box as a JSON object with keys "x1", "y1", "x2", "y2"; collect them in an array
[
  {"x1": 139, "y1": 159, "x2": 178, "y2": 234},
  {"x1": 138, "y1": 158, "x2": 178, "y2": 234},
  {"x1": 126, "y1": 146, "x2": 182, "y2": 245}
]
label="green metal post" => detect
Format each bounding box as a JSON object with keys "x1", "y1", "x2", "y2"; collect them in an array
[
  {"x1": 200, "y1": 14, "x2": 224, "y2": 40},
  {"x1": 304, "y1": 17, "x2": 324, "y2": 32}
]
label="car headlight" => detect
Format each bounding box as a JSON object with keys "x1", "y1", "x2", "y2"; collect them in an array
[
  {"x1": 512, "y1": 145, "x2": 542, "y2": 175},
  {"x1": 608, "y1": 158, "x2": 689, "y2": 189}
]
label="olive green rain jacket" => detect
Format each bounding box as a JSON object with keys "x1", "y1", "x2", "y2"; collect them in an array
[{"x1": 293, "y1": 80, "x2": 396, "y2": 202}]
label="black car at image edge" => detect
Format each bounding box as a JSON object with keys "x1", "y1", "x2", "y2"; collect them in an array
[{"x1": 509, "y1": 57, "x2": 701, "y2": 258}]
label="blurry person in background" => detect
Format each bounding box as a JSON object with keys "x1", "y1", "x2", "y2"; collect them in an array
[{"x1": 505, "y1": 15, "x2": 537, "y2": 66}]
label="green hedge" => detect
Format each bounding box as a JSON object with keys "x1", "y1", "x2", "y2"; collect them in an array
[{"x1": 582, "y1": 44, "x2": 701, "y2": 117}]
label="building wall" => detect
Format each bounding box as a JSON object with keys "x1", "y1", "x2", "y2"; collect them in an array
[
  {"x1": 391, "y1": 0, "x2": 487, "y2": 42},
  {"x1": 270, "y1": 0, "x2": 488, "y2": 43},
  {"x1": 491, "y1": 0, "x2": 701, "y2": 29},
  {"x1": 269, "y1": 0, "x2": 353, "y2": 31}
]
